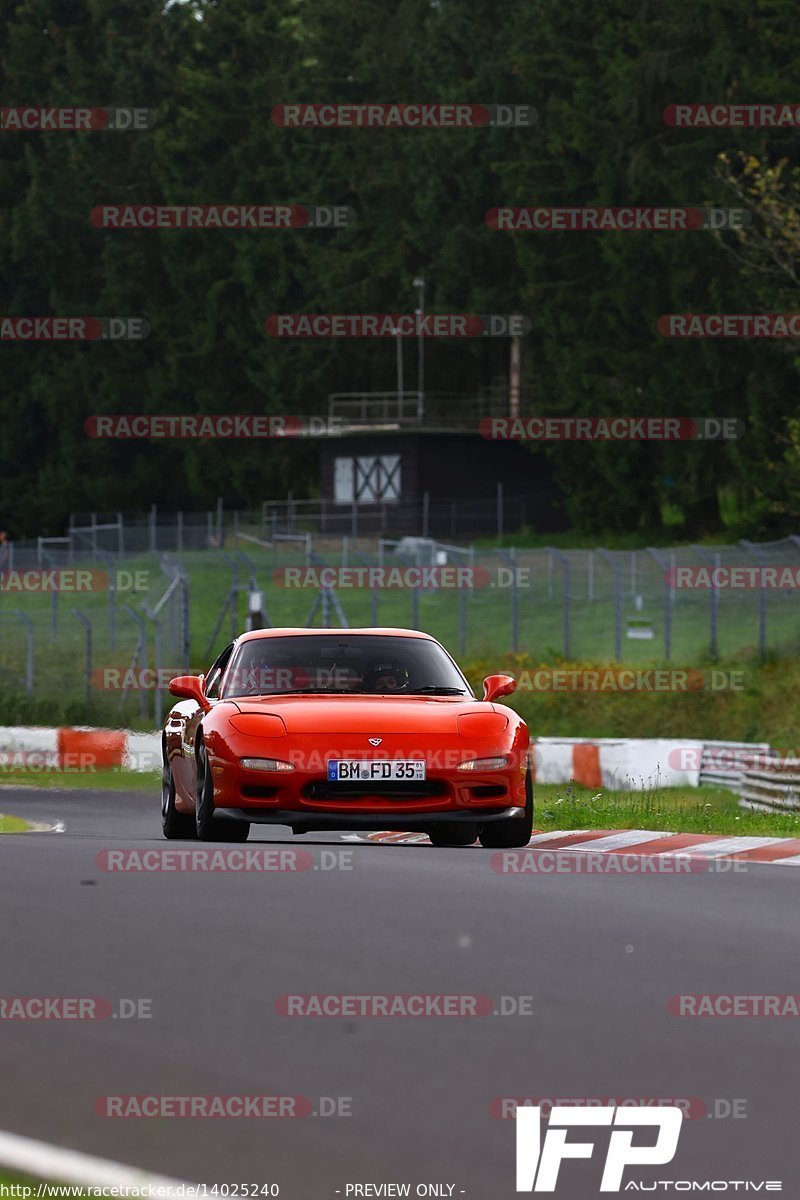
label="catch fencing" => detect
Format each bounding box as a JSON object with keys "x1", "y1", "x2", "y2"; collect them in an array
[{"x1": 3, "y1": 513, "x2": 800, "y2": 724}]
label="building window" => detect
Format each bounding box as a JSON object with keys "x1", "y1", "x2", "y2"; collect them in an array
[{"x1": 334, "y1": 455, "x2": 401, "y2": 504}]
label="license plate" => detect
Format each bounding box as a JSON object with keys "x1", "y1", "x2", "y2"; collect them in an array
[{"x1": 327, "y1": 760, "x2": 426, "y2": 782}]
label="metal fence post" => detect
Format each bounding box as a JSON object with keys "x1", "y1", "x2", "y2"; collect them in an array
[
  {"x1": 109, "y1": 576, "x2": 116, "y2": 652},
  {"x1": 547, "y1": 550, "x2": 571, "y2": 659},
  {"x1": 180, "y1": 572, "x2": 190, "y2": 668},
  {"x1": 122, "y1": 605, "x2": 148, "y2": 718},
  {"x1": 740, "y1": 540, "x2": 767, "y2": 658},
  {"x1": 508, "y1": 547, "x2": 519, "y2": 653},
  {"x1": 13, "y1": 611, "x2": 34, "y2": 696},
  {"x1": 152, "y1": 617, "x2": 163, "y2": 726},
  {"x1": 72, "y1": 610, "x2": 92, "y2": 703},
  {"x1": 597, "y1": 549, "x2": 622, "y2": 660},
  {"x1": 711, "y1": 552, "x2": 720, "y2": 660},
  {"x1": 647, "y1": 547, "x2": 671, "y2": 659}
]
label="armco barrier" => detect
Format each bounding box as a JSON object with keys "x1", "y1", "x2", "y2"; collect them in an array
[
  {"x1": 739, "y1": 758, "x2": 800, "y2": 814},
  {"x1": 699, "y1": 739, "x2": 773, "y2": 790}
]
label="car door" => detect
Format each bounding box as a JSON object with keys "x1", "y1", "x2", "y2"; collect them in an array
[{"x1": 172, "y1": 643, "x2": 235, "y2": 806}]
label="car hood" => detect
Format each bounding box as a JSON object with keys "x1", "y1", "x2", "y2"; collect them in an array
[{"x1": 228, "y1": 695, "x2": 487, "y2": 735}]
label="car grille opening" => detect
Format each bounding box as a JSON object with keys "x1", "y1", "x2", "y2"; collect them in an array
[
  {"x1": 240, "y1": 785, "x2": 279, "y2": 800},
  {"x1": 303, "y1": 780, "x2": 447, "y2": 802},
  {"x1": 471, "y1": 785, "x2": 507, "y2": 799}
]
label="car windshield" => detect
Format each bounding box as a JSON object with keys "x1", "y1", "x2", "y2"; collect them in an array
[{"x1": 219, "y1": 634, "x2": 471, "y2": 698}]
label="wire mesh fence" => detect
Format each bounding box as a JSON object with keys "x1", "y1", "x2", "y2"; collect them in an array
[{"x1": 2, "y1": 512, "x2": 800, "y2": 726}]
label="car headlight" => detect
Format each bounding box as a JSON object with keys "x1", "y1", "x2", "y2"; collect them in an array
[
  {"x1": 239, "y1": 758, "x2": 295, "y2": 772},
  {"x1": 457, "y1": 755, "x2": 508, "y2": 772}
]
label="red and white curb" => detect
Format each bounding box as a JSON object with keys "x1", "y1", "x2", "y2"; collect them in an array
[
  {"x1": 0, "y1": 1127, "x2": 193, "y2": 1191},
  {"x1": 360, "y1": 828, "x2": 800, "y2": 865}
]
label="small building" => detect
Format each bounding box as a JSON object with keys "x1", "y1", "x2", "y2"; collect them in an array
[{"x1": 315, "y1": 393, "x2": 567, "y2": 538}]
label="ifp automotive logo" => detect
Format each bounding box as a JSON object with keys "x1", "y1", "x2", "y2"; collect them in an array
[{"x1": 515, "y1": 1104, "x2": 682, "y2": 1191}]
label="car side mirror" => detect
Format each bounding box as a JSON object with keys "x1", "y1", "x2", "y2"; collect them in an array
[
  {"x1": 168, "y1": 674, "x2": 211, "y2": 712},
  {"x1": 482, "y1": 673, "x2": 517, "y2": 703}
]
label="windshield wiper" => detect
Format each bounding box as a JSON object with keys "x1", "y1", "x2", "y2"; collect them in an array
[{"x1": 407, "y1": 686, "x2": 467, "y2": 695}]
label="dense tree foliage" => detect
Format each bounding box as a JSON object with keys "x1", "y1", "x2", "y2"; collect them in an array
[{"x1": 2, "y1": 0, "x2": 799, "y2": 537}]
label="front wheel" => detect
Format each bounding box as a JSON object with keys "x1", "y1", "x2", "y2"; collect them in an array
[
  {"x1": 479, "y1": 764, "x2": 533, "y2": 849},
  {"x1": 162, "y1": 756, "x2": 195, "y2": 840},
  {"x1": 195, "y1": 740, "x2": 250, "y2": 843},
  {"x1": 428, "y1": 822, "x2": 479, "y2": 847}
]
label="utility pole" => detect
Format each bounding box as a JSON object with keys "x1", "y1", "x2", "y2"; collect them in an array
[{"x1": 413, "y1": 276, "x2": 425, "y2": 421}]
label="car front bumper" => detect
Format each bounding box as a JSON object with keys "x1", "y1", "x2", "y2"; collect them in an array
[{"x1": 213, "y1": 805, "x2": 526, "y2": 833}]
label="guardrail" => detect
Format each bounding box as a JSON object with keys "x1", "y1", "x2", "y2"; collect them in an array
[{"x1": 739, "y1": 758, "x2": 800, "y2": 814}]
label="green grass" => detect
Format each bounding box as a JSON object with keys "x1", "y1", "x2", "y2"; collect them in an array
[
  {"x1": 533, "y1": 782, "x2": 800, "y2": 837},
  {"x1": 0, "y1": 814, "x2": 33, "y2": 832},
  {"x1": 0, "y1": 768, "x2": 159, "y2": 791}
]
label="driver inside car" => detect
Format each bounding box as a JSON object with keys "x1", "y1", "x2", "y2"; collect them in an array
[{"x1": 362, "y1": 659, "x2": 410, "y2": 693}]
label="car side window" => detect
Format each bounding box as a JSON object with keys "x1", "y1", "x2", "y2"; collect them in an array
[{"x1": 204, "y1": 643, "x2": 235, "y2": 700}]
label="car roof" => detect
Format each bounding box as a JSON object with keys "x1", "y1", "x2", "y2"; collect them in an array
[{"x1": 236, "y1": 628, "x2": 436, "y2": 643}]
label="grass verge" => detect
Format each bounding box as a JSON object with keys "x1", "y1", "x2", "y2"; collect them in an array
[
  {"x1": 0, "y1": 769, "x2": 159, "y2": 792},
  {"x1": 0, "y1": 814, "x2": 32, "y2": 832},
  {"x1": 533, "y1": 782, "x2": 800, "y2": 837}
]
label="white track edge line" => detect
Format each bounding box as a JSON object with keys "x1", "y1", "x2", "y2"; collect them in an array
[{"x1": 0, "y1": 1128, "x2": 195, "y2": 1191}]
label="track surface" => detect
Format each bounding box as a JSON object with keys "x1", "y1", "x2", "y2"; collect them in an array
[{"x1": 1, "y1": 789, "x2": 799, "y2": 1197}]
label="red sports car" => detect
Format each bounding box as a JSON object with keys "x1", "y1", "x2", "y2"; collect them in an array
[{"x1": 162, "y1": 627, "x2": 532, "y2": 848}]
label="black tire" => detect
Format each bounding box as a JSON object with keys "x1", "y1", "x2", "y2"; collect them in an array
[
  {"x1": 161, "y1": 755, "x2": 196, "y2": 840},
  {"x1": 195, "y1": 739, "x2": 250, "y2": 843},
  {"x1": 479, "y1": 764, "x2": 533, "y2": 849},
  {"x1": 428, "y1": 822, "x2": 479, "y2": 847}
]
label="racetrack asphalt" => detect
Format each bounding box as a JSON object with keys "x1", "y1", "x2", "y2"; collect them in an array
[{"x1": 1, "y1": 788, "x2": 799, "y2": 1197}]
